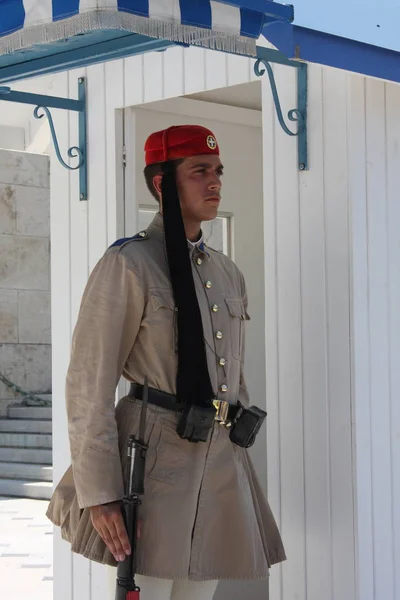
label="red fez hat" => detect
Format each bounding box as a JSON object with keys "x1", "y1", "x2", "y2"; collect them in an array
[{"x1": 144, "y1": 125, "x2": 219, "y2": 166}]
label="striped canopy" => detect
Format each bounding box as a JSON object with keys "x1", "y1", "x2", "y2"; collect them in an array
[{"x1": 0, "y1": 0, "x2": 279, "y2": 57}]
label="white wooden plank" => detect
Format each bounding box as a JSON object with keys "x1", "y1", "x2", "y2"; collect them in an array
[
  {"x1": 300, "y1": 63, "x2": 332, "y2": 600},
  {"x1": 183, "y1": 46, "x2": 206, "y2": 94},
  {"x1": 105, "y1": 59, "x2": 124, "y2": 245},
  {"x1": 73, "y1": 553, "x2": 90, "y2": 600},
  {"x1": 322, "y1": 66, "x2": 355, "y2": 600},
  {"x1": 272, "y1": 62, "x2": 306, "y2": 600},
  {"x1": 143, "y1": 51, "x2": 164, "y2": 103},
  {"x1": 124, "y1": 108, "x2": 139, "y2": 238},
  {"x1": 124, "y1": 54, "x2": 144, "y2": 107},
  {"x1": 163, "y1": 45, "x2": 185, "y2": 99},
  {"x1": 54, "y1": 530, "x2": 73, "y2": 600},
  {"x1": 69, "y1": 67, "x2": 89, "y2": 330},
  {"x1": 86, "y1": 62, "x2": 108, "y2": 270},
  {"x1": 347, "y1": 73, "x2": 375, "y2": 600},
  {"x1": 50, "y1": 74, "x2": 71, "y2": 483},
  {"x1": 71, "y1": 68, "x2": 91, "y2": 600},
  {"x1": 262, "y1": 58, "x2": 282, "y2": 600},
  {"x1": 227, "y1": 53, "x2": 251, "y2": 87},
  {"x1": 118, "y1": 106, "x2": 139, "y2": 402},
  {"x1": 205, "y1": 48, "x2": 228, "y2": 91},
  {"x1": 365, "y1": 77, "x2": 395, "y2": 600},
  {"x1": 104, "y1": 66, "x2": 125, "y2": 435},
  {"x1": 66, "y1": 67, "x2": 92, "y2": 600},
  {"x1": 385, "y1": 80, "x2": 400, "y2": 600},
  {"x1": 91, "y1": 561, "x2": 109, "y2": 599},
  {"x1": 50, "y1": 70, "x2": 73, "y2": 600}
]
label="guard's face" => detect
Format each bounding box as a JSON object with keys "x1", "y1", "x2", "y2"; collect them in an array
[{"x1": 175, "y1": 154, "x2": 223, "y2": 223}]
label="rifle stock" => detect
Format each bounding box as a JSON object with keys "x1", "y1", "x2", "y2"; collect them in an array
[{"x1": 115, "y1": 378, "x2": 149, "y2": 600}]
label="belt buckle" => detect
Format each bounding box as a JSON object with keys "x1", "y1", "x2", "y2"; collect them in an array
[{"x1": 212, "y1": 399, "x2": 231, "y2": 427}]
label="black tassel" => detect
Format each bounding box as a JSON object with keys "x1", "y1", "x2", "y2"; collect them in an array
[{"x1": 161, "y1": 162, "x2": 214, "y2": 409}]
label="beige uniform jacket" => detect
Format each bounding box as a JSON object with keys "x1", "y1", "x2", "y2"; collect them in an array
[{"x1": 46, "y1": 212, "x2": 286, "y2": 581}]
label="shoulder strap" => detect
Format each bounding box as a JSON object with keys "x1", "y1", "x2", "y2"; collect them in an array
[{"x1": 109, "y1": 231, "x2": 149, "y2": 249}]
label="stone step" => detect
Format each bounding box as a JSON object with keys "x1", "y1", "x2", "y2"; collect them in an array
[
  {"x1": 0, "y1": 478, "x2": 52, "y2": 500},
  {"x1": 0, "y1": 418, "x2": 52, "y2": 434},
  {"x1": 0, "y1": 461, "x2": 53, "y2": 482},
  {"x1": 0, "y1": 446, "x2": 52, "y2": 465},
  {"x1": 7, "y1": 405, "x2": 52, "y2": 420},
  {"x1": 0, "y1": 432, "x2": 52, "y2": 449}
]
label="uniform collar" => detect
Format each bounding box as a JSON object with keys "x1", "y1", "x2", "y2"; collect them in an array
[
  {"x1": 187, "y1": 232, "x2": 204, "y2": 248},
  {"x1": 146, "y1": 211, "x2": 164, "y2": 238},
  {"x1": 147, "y1": 212, "x2": 211, "y2": 258}
]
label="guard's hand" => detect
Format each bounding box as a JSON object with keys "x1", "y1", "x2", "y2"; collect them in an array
[{"x1": 90, "y1": 501, "x2": 132, "y2": 562}]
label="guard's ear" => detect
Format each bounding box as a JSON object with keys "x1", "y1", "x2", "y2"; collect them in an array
[{"x1": 153, "y1": 173, "x2": 163, "y2": 199}]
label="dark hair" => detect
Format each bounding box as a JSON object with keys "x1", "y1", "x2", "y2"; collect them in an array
[{"x1": 143, "y1": 159, "x2": 184, "y2": 203}]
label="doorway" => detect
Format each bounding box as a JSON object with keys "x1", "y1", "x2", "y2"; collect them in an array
[{"x1": 123, "y1": 84, "x2": 269, "y2": 599}]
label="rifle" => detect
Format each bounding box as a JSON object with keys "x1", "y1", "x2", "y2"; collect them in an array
[{"x1": 115, "y1": 377, "x2": 149, "y2": 600}]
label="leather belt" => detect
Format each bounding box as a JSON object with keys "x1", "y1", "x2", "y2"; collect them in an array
[{"x1": 128, "y1": 383, "x2": 240, "y2": 426}]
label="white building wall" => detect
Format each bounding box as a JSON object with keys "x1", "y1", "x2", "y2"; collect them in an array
[
  {"x1": 262, "y1": 63, "x2": 355, "y2": 600},
  {"x1": 49, "y1": 43, "x2": 400, "y2": 600},
  {"x1": 262, "y1": 64, "x2": 400, "y2": 600},
  {"x1": 348, "y1": 75, "x2": 400, "y2": 600}
]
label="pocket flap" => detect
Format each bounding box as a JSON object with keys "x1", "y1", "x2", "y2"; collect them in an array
[
  {"x1": 225, "y1": 298, "x2": 246, "y2": 319},
  {"x1": 150, "y1": 289, "x2": 176, "y2": 311}
]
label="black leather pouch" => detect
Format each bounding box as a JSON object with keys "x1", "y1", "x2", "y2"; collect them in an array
[
  {"x1": 177, "y1": 404, "x2": 216, "y2": 442},
  {"x1": 229, "y1": 404, "x2": 267, "y2": 448}
]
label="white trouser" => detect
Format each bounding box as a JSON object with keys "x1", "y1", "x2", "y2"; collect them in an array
[{"x1": 106, "y1": 565, "x2": 218, "y2": 600}]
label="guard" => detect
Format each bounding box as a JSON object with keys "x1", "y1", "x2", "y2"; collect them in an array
[{"x1": 46, "y1": 124, "x2": 286, "y2": 600}]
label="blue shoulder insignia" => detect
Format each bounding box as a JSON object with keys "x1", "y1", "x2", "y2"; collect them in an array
[{"x1": 109, "y1": 231, "x2": 149, "y2": 248}]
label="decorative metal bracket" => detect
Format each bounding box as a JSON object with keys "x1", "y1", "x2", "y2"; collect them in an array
[
  {"x1": 0, "y1": 78, "x2": 87, "y2": 199},
  {"x1": 255, "y1": 48, "x2": 308, "y2": 171}
]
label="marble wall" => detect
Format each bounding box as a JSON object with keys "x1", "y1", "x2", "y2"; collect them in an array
[{"x1": 0, "y1": 149, "x2": 51, "y2": 414}]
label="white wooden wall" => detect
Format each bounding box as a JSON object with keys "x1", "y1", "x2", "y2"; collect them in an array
[
  {"x1": 262, "y1": 63, "x2": 356, "y2": 600},
  {"x1": 348, "y1": 75, "x2": 400, "y2": 600},
  {"x1": 262, "y1": 63, "x2": 400, "y2": 600},
  {"x1": 49, "y1": 42, "x2": 400, "y2": 600}
]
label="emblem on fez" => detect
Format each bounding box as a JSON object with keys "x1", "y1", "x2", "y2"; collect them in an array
[{"x1": 206, "y1": 135, "x2": 217, "y2": 149}]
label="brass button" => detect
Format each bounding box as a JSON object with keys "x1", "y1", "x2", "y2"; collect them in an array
[
  {"x1": 212, "y1": 304, "x2": 219, "y2": 313},
  {"x1": 139, "y1": 231, "x2": 147, "y2": 238},
  {"x1": 219, "y1": 358, "x2": 226, "y2": 367},
  {"x1": 205, "y1": 281, "x2": 212, "y2": 289},
  {"x1": 196, "y1": 257, "x2": 203, "y2": 265},
  {"x1": 221, "y1": 384, "x2": 228, "y2": 393},
  {"x1": 216, "y1": 331, "x2": 223, "y2": 340}
]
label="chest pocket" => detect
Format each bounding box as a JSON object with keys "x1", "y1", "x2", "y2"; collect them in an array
[
  {"x1": 225, "y1": 298, "x2": 249, "y2": 360},
  {"x1": 150, "y1": 288, "x2": 177, "y2": 355}
]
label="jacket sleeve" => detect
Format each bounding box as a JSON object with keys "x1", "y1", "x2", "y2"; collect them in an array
[
  {"x1": 238, "y1": 270, "x2": 251, "y2": 408},
  {"x1": 65, "y1": 250, "x2": 144, "y2": 509}
]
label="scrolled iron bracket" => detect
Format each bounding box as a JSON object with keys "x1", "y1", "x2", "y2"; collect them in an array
[
  {"x1": 254, "y1": 48, "x2": 308, "y2": 171},
  {"x1": 0, "y1": 77, "x2": 87, "y2": 199},
  {"x1": 34, "y1": 105, "x2": 84, "y2": 170}
]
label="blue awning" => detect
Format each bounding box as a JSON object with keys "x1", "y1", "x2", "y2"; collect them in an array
[
  {"x1": 0, "y1": 0, "x2": 294, "y2": 83},
  {"x1": 0, "y1": 1, "x2": 293, "y2": 56}
]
